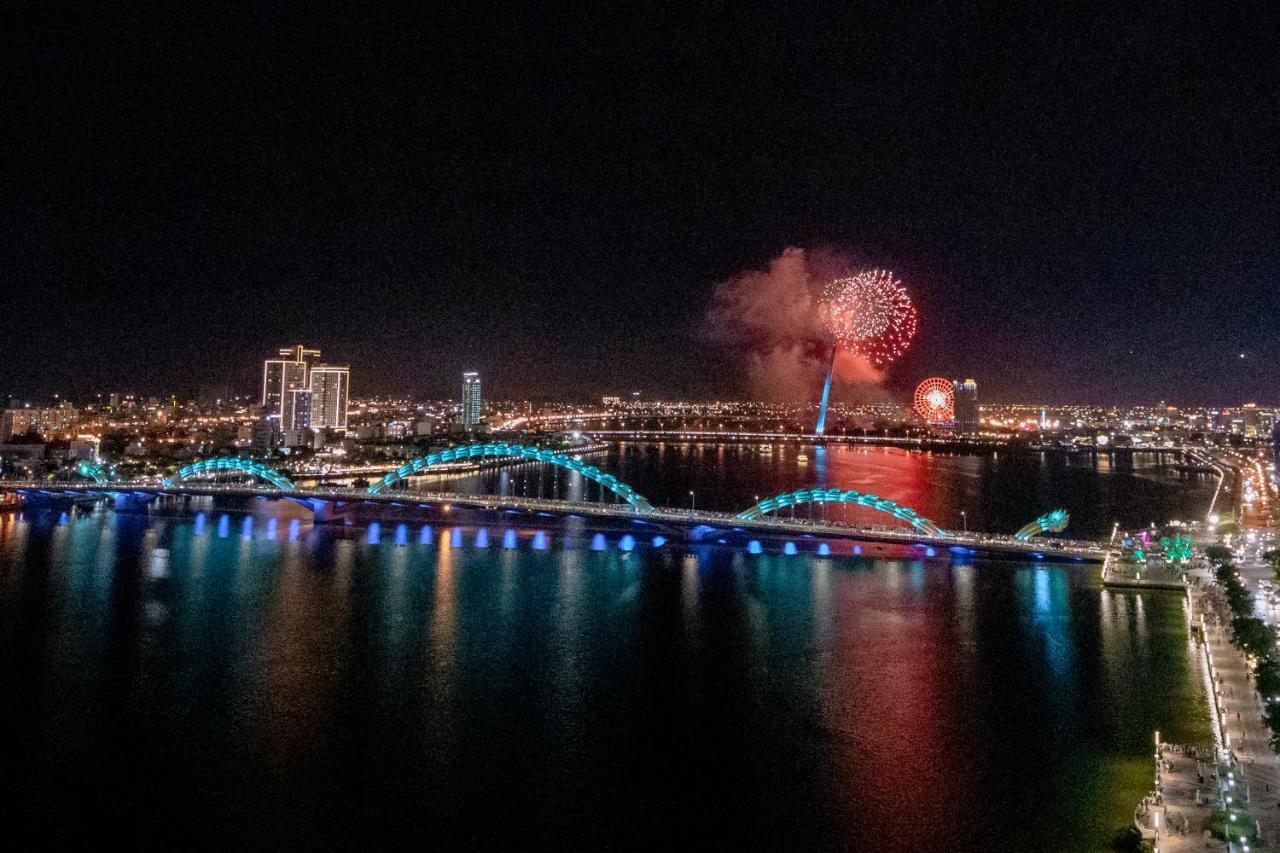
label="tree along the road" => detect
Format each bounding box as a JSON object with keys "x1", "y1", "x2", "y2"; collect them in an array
[
  {"x1": 1205, "y1": 544, "x2": 1234, "y2": 564},
  {"x1": 1257, "y1": 659, "x2": 1280, "y2": 701},
  {"x1": 1216, "y1": 564, "x2": 1253, "y2": 619},
  {"x1": 1209, "y1": 554, "x2": 1280, "y2": 750},
  {"x1": 1265, "y1": 548, "x2": 1280, "y2": 581},
  {"x1": 1232, "y1": 615, "x2": 1276, "y2": 659}
]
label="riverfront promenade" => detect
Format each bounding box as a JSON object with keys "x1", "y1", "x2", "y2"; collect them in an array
[
  {"x1": 1131, "y1": 574, "x2": 1280, "y2": 850},
  {"x1": 1188, "y1": 579, "x2": 1280, "y2": 849}
]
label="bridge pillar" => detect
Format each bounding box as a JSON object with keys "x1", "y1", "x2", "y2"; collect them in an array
[
  {"x1": 305, "y1": 499, "x2": 331, "y2": 523},
  {"x1": 112, "y1": 493, "x2": 157, "y2": 514}
]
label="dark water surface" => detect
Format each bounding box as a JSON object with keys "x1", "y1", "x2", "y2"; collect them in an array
[{"x1": 1, "y1": 446, "x2": 1212, "y2": 850}]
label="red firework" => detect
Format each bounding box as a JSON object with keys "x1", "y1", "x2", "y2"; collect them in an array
[
  {"x1": 820, "y1": 269, "x2": 917, "y2": 367},
  {"x1": 914, "y1": 378, "x2": 955, "y2": 423}
]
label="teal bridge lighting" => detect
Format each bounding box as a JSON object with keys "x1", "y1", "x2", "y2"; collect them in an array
[
  {"x1": 74, "y1": 460, "x2": 111, "y2": 484},
  {"x1": 1014, "y1": 509, "x2": 1070, "y2": 541},
  {"x1": 165, "y1": 457, "x2": 295, "y2": 490},
  {"x1": 737, "y1": 487, "x2": 945, "y2": 536},
  {"x1": 368, "y1": 442, "x2": 657, "y2": 513}
]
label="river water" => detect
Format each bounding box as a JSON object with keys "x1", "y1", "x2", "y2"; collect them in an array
[{"x1": 0, "y1": 444, "x2": 1213, "y2": 850}]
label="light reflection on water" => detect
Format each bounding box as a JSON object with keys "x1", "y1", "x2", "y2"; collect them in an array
[{"x1": 0, "y1": 506, "x2": 1207, "y2": 850}]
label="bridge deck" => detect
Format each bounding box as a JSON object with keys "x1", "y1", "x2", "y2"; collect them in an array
[{"x1": 1, "y1": 481, "x2": 1114, "y2": 562}]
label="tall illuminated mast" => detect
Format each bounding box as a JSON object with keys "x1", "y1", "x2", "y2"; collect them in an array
[{"x1": 815, "y1": 347, "x2": 836, "y2": 435}]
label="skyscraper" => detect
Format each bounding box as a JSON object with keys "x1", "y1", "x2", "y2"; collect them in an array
[
  {"x1": 462, "y1": 371, "x2": 482, "y2": 430},
  {"x1": 263, "y1": 345, "x2": 322, "y2": 420},
  {"x1": 952, "y1": 378, "x2": 979, "y2": 433},
  {"x1": 283, "y1": 387, "x2": 312, "y2": 431},
  {"x1": 308, "y1": 365, "x2": 350, "y2": 430},
  {"x1": 262, "y1": 359, "x2": 307, "y2": 418}
]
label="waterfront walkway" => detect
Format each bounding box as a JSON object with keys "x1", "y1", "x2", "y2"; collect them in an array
[
  {"x1": 1143, "y1": 743, "x2": 1216, "y2": 850},
  {"x1": 1132, "y1": 578, "x2": 1280, "y2": 850},
  {"x1": 1191, "y1": 581, "x2": 1280, "y2": 848}
]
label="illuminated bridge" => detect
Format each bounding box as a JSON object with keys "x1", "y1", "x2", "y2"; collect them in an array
[{"x1": 0, "y1": 445, "x2": 1113, "y2": 562}]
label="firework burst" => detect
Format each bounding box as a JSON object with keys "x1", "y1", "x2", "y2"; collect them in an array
[{"x1": 819, "y1": 269, "x2": 917, "y2": 367}]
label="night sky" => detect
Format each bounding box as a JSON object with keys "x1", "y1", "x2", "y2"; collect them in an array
[{"x1": 3, "y1": 4, "x2": 1277, "y2": 404}]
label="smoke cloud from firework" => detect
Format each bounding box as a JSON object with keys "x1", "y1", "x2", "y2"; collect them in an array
[{"x1": 706, "y1": 247, "x2": 890, "y2": 402}]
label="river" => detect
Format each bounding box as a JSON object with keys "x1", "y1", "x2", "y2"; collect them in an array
[{"x1": 0, "y1": 443, "x2": 1212, "y2": 850}]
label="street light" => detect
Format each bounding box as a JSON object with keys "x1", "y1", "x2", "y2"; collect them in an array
[
  {"x1": 689, "y1": 490, "x2": 695, "y2": 512},
  {"x1": 961, "y1": 510, "x2": 967, "y2": 533}
]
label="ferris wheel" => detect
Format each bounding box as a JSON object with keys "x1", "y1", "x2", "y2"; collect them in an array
[{"x1": 913, "y1": 378, "x2": 955, "y2": 424}]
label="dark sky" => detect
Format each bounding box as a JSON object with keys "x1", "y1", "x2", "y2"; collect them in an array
[{"x1": 3, "y1": 3, "x2": 1277, "y2": 404}]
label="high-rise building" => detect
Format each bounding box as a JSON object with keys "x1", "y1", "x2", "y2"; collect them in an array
[
  {"x1": 308, "y1": 365, "x2": 350, "y2": 430},
  {"x1": 283, "y1": 388, "x2": 312, "y2": 431},
  {"x1": 462, "y1": 372, "x2": 482, "y2": 430},
  {"x1": 1273, "y1": 422, "x2": 1280, "y2": 469},
  {"x1": 262, "y1": 359, "x2": 308, "y2": 418},
  {"x1": 262, "y1": 345, "x2": 322, "y2": 420},
  {"x1": 249, "y1": 418, "x2": 278, "y2": 456},
  {"x1": 952, "y1": 378, "x2": 979, "y2": 433},
  {"x1": 1243, "y1": 403, "x2": 1260, "y2": 437},
  {"x1": 1, "y1": 406, "x2": 78, "y2": 442}
]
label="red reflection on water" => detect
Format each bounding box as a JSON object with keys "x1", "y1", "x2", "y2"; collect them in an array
[
  {"x1": 817, "y1": 446, "x2": 966, "y2": 530},
  {"x1": 821, "y1": 564, "x2": 975, "y2": 847}
]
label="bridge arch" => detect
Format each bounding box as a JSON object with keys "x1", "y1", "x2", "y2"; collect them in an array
[
  {"x1": 164, "y1": 457, "x2": 294, "y2": 490},
  {"x1": 368, "y1": 442, "x2": 656, "y2": 513},
  {"x1": 74, "y1": 460, "x2": 111, "y2": 484},
  {"x1": 1014, "y1": 509, "x2": 1070, "y2": 541},
  {"x1": 736, "y1": 487, "x2": 945, "y2": 536}
]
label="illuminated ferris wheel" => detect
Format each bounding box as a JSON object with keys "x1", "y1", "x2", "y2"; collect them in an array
[{"x1": 913, "y1": 378, "x2": 955, "y2": 424}]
